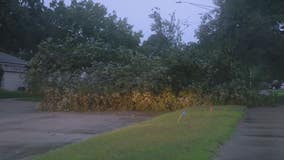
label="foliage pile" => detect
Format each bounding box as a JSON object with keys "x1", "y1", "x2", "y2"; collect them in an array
[
  {"x1": 40, "y1": 89, "x2": 203, "y2": 112},
  {"x1": 2, "y1": 0, "x2": 284, "y2": 111}
]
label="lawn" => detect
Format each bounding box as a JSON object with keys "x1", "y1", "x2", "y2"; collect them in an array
[
  {"x1": 0, "y1": 89, "x2": 42, "y2": 101},
  {"x1": 33, "y1": 105, "x2": 245, "y2": 160},
  {"x1": 275, "y1": 90, "x2": 284, "y2": 104},
  {"x1": 276, "y1": 89, "x2": 284, "y2": 96}
]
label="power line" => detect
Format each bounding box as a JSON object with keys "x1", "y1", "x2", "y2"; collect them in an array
[
  {"x1": 176, "y1": 1, "x2": 216, "y2": 9},
  {"x1": 176, "y1": 1, "x2": 217, "y2": 10}
]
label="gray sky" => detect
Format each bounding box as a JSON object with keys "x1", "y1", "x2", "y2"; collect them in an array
[{"x1": 46, "y1": 0, "x2": 215, "y2": 42}]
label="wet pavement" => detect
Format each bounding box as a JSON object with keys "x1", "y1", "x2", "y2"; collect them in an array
[
  {"x1": 215, "y1": 106, "x2": 284, "y2": 160},
  {"x1": 0, "y1": 99, "x2": 154, "y2": 160}
]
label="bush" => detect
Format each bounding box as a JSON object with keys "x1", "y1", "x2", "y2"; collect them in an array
[
  {"x1": 206, "y1": 80, "x2": 274, "y2": 106},
  {"x1": 39, "y1": 88, "x2": 204, "y2": 112}
]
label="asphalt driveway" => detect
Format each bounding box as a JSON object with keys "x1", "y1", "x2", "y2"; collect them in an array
[{"x1": 0, "y1": 99, "x2": 154, "y2": 160}]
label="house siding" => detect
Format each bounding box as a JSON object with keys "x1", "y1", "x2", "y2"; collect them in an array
[
  {"x1": 2, "y1": 72, "x2": 26, "y2": 91},
  {"x1": 0, "y1": 52, "x2": 27, "y2": 91}
]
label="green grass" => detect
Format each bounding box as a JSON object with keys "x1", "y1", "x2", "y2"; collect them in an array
[
  {"x1": 0, "y1": 89, "x2": 42, "y2": 101},
  {"x1": 275, "y1": 90, "x2": 284, "y2": 105},
  {"x1": 33, "y1": 105, "x2": 245, "y2": 160},
  {"x1": 276, "y1": 90, "x2": 284, "y2": 96}
]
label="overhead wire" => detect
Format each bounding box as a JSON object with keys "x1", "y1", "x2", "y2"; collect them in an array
[{"x1": 176, "y1": 1, "x2": 217, "y2": 11}]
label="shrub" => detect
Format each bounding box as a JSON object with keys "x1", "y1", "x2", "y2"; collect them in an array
[
  {"x1": 206, "y1": 80, "x2": 274, "y2": 106},
  {"x1": 39, "y1": 88, "x2": 204, "y2": 112}
]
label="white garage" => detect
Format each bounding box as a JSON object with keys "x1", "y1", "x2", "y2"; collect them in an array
[{"x1": 0, "y1": 52, "x2": 27, "y2": 91}]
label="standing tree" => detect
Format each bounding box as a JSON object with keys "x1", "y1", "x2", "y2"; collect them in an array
[
  {"x1": 197, "y1": 0, "x2": 284, "y2": 83},
  {"x1": 0, "y1": 0, "x2": 49, "y2": 59},
  {"x1": 142, "y1": 9, "x2": 183, "y2": 56}
]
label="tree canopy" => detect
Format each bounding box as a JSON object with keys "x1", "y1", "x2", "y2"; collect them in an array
[
  {"x1": 0, "y1": 0, "x2": 142, "y2": 59},
  {"x1": 198, "y1": 0, "x2": 284, "y2": 81},
  {"x1": 1, "y1": 0, "x2": 284, "y2": 108}
]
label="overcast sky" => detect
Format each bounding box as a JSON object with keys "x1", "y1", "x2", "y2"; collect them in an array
[{"x1": 45, "y1": 0, "x2": 215, "y2": 42}]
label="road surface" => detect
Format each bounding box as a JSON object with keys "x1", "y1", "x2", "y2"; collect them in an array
[
  {"x1": 0, "y1": 99, "x2": 154, "y2": 160},
  {"x1": 215, "y1": 107, "x2": 284, "y2": 160}
]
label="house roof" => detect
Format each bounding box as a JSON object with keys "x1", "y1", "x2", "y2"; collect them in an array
[{"x1": 0, "y1": 52, "x2": 27, "y2": 65}]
